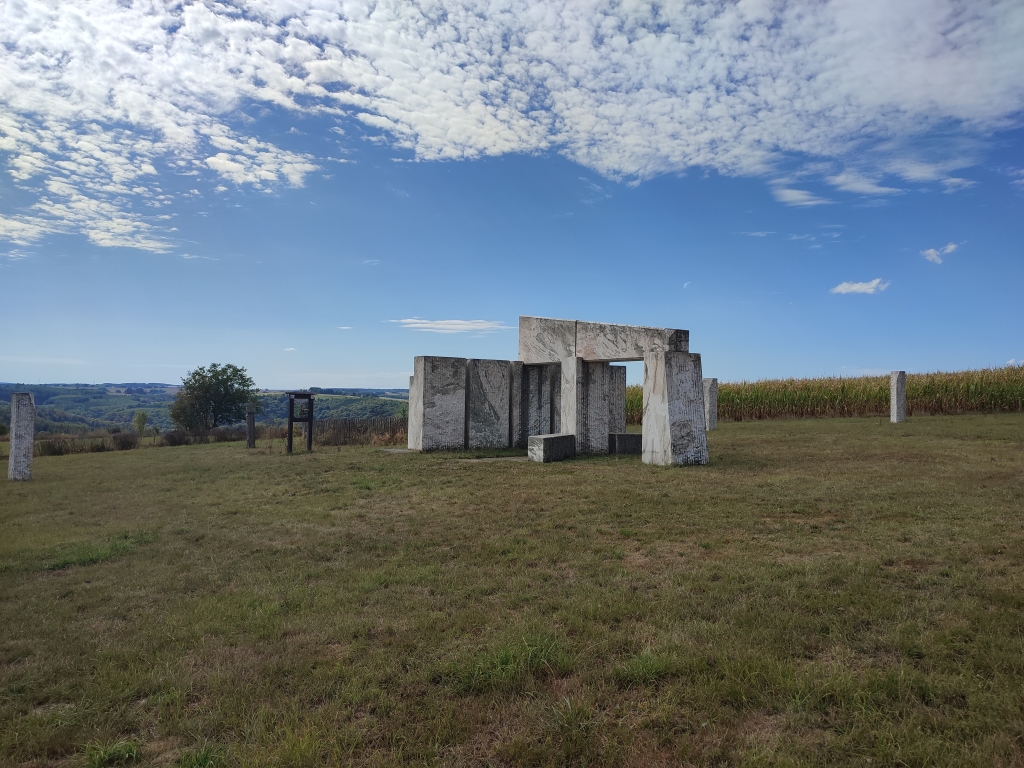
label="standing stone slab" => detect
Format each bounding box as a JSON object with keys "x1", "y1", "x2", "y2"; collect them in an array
[
  {"x1": 510, "y1": 361, "x2": 526, "y2": 448},
  {"x1": 466, "y1": 359, "x2": 511, "y2": 449},
  {"x1": 408, "y1": 356, "x2": 467, "y2": 451},
  {"x1": 703, "y1": 378, "x2": 718, "y2": 431},
  {"x1": 609, "y1": 365, "x2": 627, "y2": 435},
  {"x1": 890, "y1": 370, "x2": 907, "y2": 423},
  {"x1": 560, "y1": 358, "x2": 612, "y2": 454},
  {"x1": 525, "y1": 363, "x2": 561, "y2": 436},
  {"x1": 642, "y1": 352, "x2": 708, "y2": 466},
  {"x1": 8, "y1": 393, "x2": 34, "y2": 481}
]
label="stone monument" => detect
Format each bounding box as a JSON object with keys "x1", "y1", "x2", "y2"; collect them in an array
[
  {"x1": 890, "y1": 371, "x2": 907, "y2": 423},
  {"x1": 408, "y1": 316, "x2": 708, "y2": 465},
  {"x1": 8, "y1": 392, "x2": 35, "y2": 481},
  {"x1": 703, "y1": 378, "x2": 718, "y2": 431}
]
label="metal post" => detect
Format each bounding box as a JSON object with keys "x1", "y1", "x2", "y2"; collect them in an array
[
  {"x1": 246, "y1": 401, "x2": 256, "y2": 448},
  {"x1": 306, "y1": 394, "x2": 314, "y2": 452},
  {"x1": 286, "y1": 394, "x2": 294, "y2": 454}
]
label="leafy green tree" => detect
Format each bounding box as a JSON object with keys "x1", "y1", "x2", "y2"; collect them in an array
[
  {"x1": 132, "y1": 410, "x2": 148, "y2": 435},
  {"x1": 170, "y1": 364, "x2": 258, "y2": 432}
]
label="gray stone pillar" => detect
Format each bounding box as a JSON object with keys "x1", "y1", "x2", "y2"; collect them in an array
[
  {"x1": 8, "y1": 392, "x2": 34, "y2": 481},
  {"x1": 525, "y1": 363, "x2": 560, "y2": 436},
  {"x1": 408, "y1": 356, "x2": 468, "y2": 450},
  {"x1": 246, "y1": 401, "x2": 256, "y2": 448},
  {"x1": 560, "y1": 358, "x2": 611, "y2": 454},
  {"x1": 466, "y1": 359, "x2": 512, "y2": 449},
  {"x1": 642, "y1": 352, "x2": 708, "y2": 466},
  {"x1": 609, "y1": 365, "x2": 627, "y2": 435},
  {"x1": 890, "y1": 370, "x2": 907, "y2": 423},
  {"x1": 703, "y1": 377, "x2": 718, "y2": 431},
  {"x1": 510, "y1": 361, "x2": 526, "y2": 448}
]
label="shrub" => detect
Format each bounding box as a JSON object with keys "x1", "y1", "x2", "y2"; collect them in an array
[
  {"x1": 111, "y1": 433, "x2": 139, "y2": 451},
  {"x1": 161, "y1": 430, "x2": 194, "y2": 447}
]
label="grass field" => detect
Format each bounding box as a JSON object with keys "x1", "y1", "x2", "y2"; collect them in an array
[{"x1": 2, "y1": 415, "x2": 1023, "y2": 767}]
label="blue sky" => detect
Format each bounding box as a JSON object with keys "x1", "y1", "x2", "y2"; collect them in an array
[{"x1": 1, "y1": 1, "x2": 1023, "y2": 388}]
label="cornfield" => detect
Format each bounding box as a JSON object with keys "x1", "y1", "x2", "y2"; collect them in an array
[
  {"x1": 314, "y1": 416, "x2": 408, "y2": 446},
  {"x1": 625, "y1": 365, "x2": 1024, "y2": 424}
]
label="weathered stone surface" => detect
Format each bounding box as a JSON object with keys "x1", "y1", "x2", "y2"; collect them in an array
[
  {"x1": 575, "y1": 320, "x2": 688, "y2": 361},
  {"x1": 408, "y1": 356, "x2": 467, "y2": 451},
  {"x1": 642, "y1": 351, "x2": 708, "y2": 466},
  {"x1": 519, "y1": 316, "x2": 577, "y2": 363},
  {"x1": 609, "y1": 432, "x2": 641, "y2": 455},
  {"x1": 560, "y1": 358, "x2": 612, "y2": 454},
  {"x1": 891, "y1": 370, "x2": 907, "y2": 423},
  {"x1": 519, "y1": 316, "x2": 689, "y2": 363},
  {"x1": 8, "y1": 392, "x2": 34, "y2": 481},
  {"x1": 510, "y1": 361, "x2": 525, "y2": 448},
  {"x1": 466, "y1": 359, "x2": 511, "y2": 449},
  {"x1": 609, "y1": 365, "x2": 626, "y2": 434},
  {"x1": 703, "y1": 377, "x2": 718, "y2": 431},
  {"x1": 528, "y1": 433, "x2": 575, "y2": 462},
  {"x1": 525, "y1": 363, "x2": 561, "y2": 436}
]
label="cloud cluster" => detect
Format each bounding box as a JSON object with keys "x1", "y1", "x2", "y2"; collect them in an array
[
  {"x1": 921, "y1": 242, "x2": 959, "y2": 264},
  {"x1": 831, "y1": 278, "x2": 890, "y2": 295},
  {"x1": 394, "y1": 318, "x2": 513, "y2": 333},
  {"x1": 2, "y1": 0, "x2": 1023, "y2": 249}
]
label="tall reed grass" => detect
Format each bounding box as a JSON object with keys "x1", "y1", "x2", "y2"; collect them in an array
[{"x1": 625, "y1": 365, "x2": 1024, "y2": 424}]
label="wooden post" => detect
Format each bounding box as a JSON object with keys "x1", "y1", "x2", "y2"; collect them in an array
[
  {"x1": 246, "y1": 401, "x2": 256, "y2": 448},
  {"x1": 306, "y1": 394, "x2": 315, "y2": 452},
  {"x1": 286, "y1": 394, "x2": 294, "y2": 454}
]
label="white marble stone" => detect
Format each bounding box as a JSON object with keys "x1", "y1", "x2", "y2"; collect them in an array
[
  {"x1": 703, "y1": 377, "x2": 718, "y2": 431},
  {"x1": 467, "y1": 359, "x2": 511, "y2": 448},
  {"x1": 609, "y1": 365, "x2": 627, "y2": 434},
  {"x1": 560, "y1": 358, "x2": 611, "y2": 454},
  {"x1": 519, "y1": 316, "x2": 577, "y2": 363},
  {"x1": 891, "y1": 371, "x2": 907, "y2": 423},
  {"x1": 8, "y1": 392, "x2": 34, "y2": 481},
  {"x1": 575, "y1": 320, "x2": 688, "y2": 361},
  {"x1": 528, "y1": 433, "x2": 575, "y2": 462},
  {"x1": 408, "y1": 356, "x2": 467, "y2": 451},
  {"x1": 519, "y1": 316, "x2": 688, "y2": 364},
  {"x1": 642, "y1": 352, "x2": 708, "y2": 466}
]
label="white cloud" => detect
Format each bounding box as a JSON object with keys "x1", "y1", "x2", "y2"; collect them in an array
[
  {"x1": 2, "y1": 0, "x2": 1023, "y2": 250},
  {"x1": 284, "y1": 348, "x2": 297, "y2": 352},
  {"x1": 742, "y1": 231, "x2": 774, "y2": 237},
  {"x1": 941, "y1": 177, "x2": 976, "y2": 193},
  {"x1": 337, "y1": 326, "x2": 352, "y2": 330},
  {"x1": 773, "y1": 188, "x2": 833, "y2": 207},
  {"x1": 921, "y1": 242, "x2": 959, "y2": 263},
  {"x1": 393, "y1": 318, "x2": 513, "y2": 333},
  {"x1": 831, "y1": 278, "x2": 890, "y2": 295}
]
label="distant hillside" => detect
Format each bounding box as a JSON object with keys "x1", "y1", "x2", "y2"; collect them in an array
[{"x1": 0, "y1": 384, "x2": 409, "y2": 434}]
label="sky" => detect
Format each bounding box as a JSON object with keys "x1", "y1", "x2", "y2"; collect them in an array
[{"x1": 1, "y1": 0, "x2": 1023, "y2": 389}]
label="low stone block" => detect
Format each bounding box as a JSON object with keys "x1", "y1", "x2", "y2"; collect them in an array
[
  {"x1": 528, "y1": 433, "x2": 575, "y2": 463},
  {"x1": 891, "y1": 370, "x2": 907, "y2": 423},
  {"x1": 8, "y1": 392, "x2": 34, "y2": 481},
  {"x1": 703, "y1": 377, "x2": 718, "y2": 431},
  {"x1": 609, "y1": 433, "x2": 641, "y2": 455}
]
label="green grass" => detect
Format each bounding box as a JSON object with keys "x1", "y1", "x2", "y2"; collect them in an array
[{"x1": 2, "y1": 414, "x2": 1023, "y2": 766}]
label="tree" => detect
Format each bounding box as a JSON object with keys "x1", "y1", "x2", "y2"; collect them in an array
[
  {"x1": 132, "y1": 410, "x2": 148, "y2": 435},
  {"x1": 170, "y1": 363, "x2": 258, "y2": 433}
]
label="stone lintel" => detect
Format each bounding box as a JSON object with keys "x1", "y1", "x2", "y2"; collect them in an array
[{"x1": 519, "y1": 316, "x2": 689, "y2": 364}]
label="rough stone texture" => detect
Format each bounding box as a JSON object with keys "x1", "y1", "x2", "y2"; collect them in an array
[
  {"x1": 528, "y1": 433, "x2": 576, "y2": 463},
  {"x1": 891, "y1": 370, "x2": 907, "y2": 423},
  {"x1": 408, "y1": 356, "x2": 467, "y2": 451},
  {"x1": 466, "y1": 359, "x2": 511, "y2": 449},
  {"x1": 8, "y1": 392, "x2": 34, "y2": 481},
  {"x1": 519, "y1": 316, "x2": 688, "y2": 363},
  {"x1": 525, "y1": 363, "x2": 561, "y2": 436},
  {"x1": 609, "y1": 432, "x2": 641, "y2": 455},
  {"x1": 609, "y1": 365, "x2": 627, "y2": 434},
  {"x1": 703, "y1": 377, "x2": 718, "y2": 431},
  {"x1": 510, "y1": 361, "x2": 525, "y2": 448},
  {"x1": 642, "y1": 351, "x2": 708, "y2": 466},
  {"x1": 519, "y1": 316, "x2": 577, "y2": 363},
  {"x1": 560, "y1": 358, "x2": 611, "y2": 454},
  {"x1": 575, "y1": 320, "x2": 688, "y2": 361}
]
